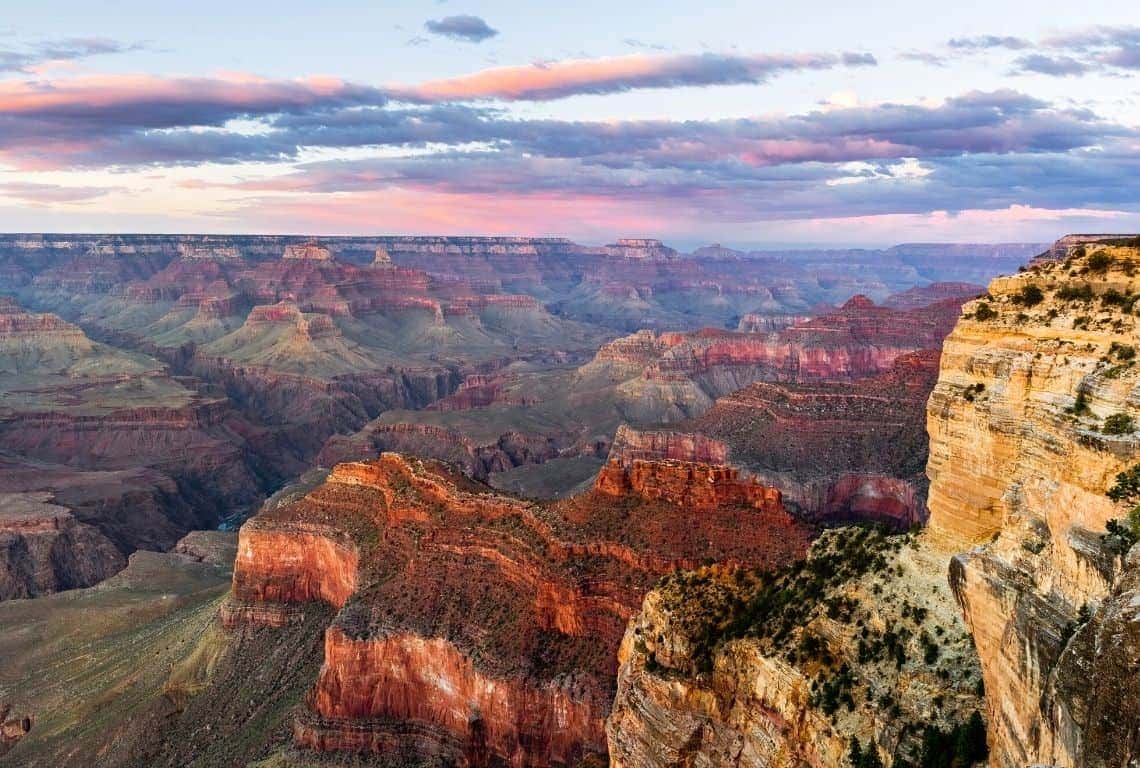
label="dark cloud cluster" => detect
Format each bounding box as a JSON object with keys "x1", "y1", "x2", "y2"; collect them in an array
[
  {"x1": 230, "y1": 90, "x2": 1137, "y2": 219},
  {"x1": 424, "y1": 15, "x2": 499, "y2": 43},
  {"x1": 904, "y1": 25, "x2": 1140, "y2": 78}
]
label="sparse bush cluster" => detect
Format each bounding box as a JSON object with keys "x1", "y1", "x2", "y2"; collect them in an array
[
  {"x1": 1100, "y1": 289, "x2": 1139, "y2": 313},
  {"x1": 971, "y1": 302, "x2": 997, "y2": 321},
  {"x1": 1110, "y1": 342, "x2": 1136, "y2": 361},
  {"x1": 962, "y1": 382, "x2": 985, "y2": 402},
  {"x1": 1056, "y1": 284, "x2": 1094, "y2": 302},
  {"x1": 849, "y1": 712, "x2": 988, "y2": 768},
  {"x1": 1102, "y1": 412, "x2": 1135, "y2": 435},
  {"x1": 1086, "y1": 250, "x2": 1113, "y2": 273},
  {"x1": 652, "y1": 526, "x2": 987, "y2": 766},
  {"x1": 1013, "y1": 284, "x2": 1045, "y2": 307}
]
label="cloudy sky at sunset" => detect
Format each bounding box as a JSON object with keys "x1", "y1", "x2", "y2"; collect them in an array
[{"x1": 0, "y1": 0, "x2": 1137, "y2": 246}]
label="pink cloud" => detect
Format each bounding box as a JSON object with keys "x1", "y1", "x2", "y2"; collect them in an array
[
  {"x1": 0, "y1": 73, "x2": 380, "y2": 115},
  {"x1": 390, "y1": 52, "x2": 855, "y2": 102}
]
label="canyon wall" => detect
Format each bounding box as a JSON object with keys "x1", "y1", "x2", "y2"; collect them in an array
[
  {"x1": 584, "y1": 293, "x2": 968, "y2": 425},
  {"x1": 926, "y1": 241, "x2": 1140, "y2": 767}
]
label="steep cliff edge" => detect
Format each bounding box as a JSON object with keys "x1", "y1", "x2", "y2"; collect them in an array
[
  {"x1": 926, "y1": 240, "x2": 1140, "y2": 767},
  {"x1": 607, "y1": 527, "x2": 987, "y2": 768}
]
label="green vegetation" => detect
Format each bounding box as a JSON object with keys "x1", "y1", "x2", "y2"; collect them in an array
[
  {"x1": 1103, "y1": 413, "x2": 1135, "y2": 435},
  {"x1": 1100, "y1": 289, "x2": 1138, "y2": 313},
  {"x1": 849, "y1": 738, "x2": 885, "y2": 768},
  {"x1": 1066, "y1": 388, "x2": 1091, "y2": 416},
  {"x1": 1087, "y1": 250, "x2": 1113, "y2": 273},
  {"x1": 1056, "y1": 284, "x2": 1094, "y2": 302},
  {"x1": 892, "y1": 712, "x2": 988, "y2": 768},
  {"x1": 1104, "y1": 465, "x2": 1140, "y2": 553},
  {"x1": 1110, "y1": 342, "x2": 1136, "y2": 361},
  {"x1": 971, "y1": 302, "x2": 997, "y2": 321},
  {"x1": 962, "y1": 382, "x2": 985, "y2": 402},
  {"x1": 1013, "y1": 284, "x2": 1045, "y2": 307}
]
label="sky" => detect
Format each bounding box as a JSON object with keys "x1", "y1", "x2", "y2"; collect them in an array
[{"x1": 0, "y1": 1, "x2": 1137, "y2": 248}]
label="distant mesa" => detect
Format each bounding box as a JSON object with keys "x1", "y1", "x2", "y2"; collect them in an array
[
  {"x1": 283, "y1": 241, "x2": 333, "y2": 261},
  {"x1": 1037, "y1": 233, "x2": 1140, "y2": 262},
  {"x1": 178, "y1": 242, "x2": 241, "y2": 260},
  {"x1": 604, "y1": 238, "x2": 678, "y2": 260},
  {"x1": 371, "y1": 247, "x2": 393, "y2": 266}
]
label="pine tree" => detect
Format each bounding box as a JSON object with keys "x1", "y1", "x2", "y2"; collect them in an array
[{"x1": 849, "y1": 737, "x2": 863, "y2": 767}]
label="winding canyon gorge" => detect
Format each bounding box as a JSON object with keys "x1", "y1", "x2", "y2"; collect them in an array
[{"x1": 1, "y1": 233, "x2": 1137, "y2": 768}]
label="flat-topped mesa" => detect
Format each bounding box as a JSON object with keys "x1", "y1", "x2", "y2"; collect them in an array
[
  {"x1": 242, "y1": 302, "x2": 342, "y2": 337},
  {"x1": 882, "y1": 281, "x2": 985, "y2": 310},
  {"x1": 596, "y1": 457, "x2": 783, "y2": 513},
  {"x1": 177, "y1": 242, "x2": 242, "y2": 260},
  {"x1": 370, "y1": 247, "x2": 393, "y2": 266},
  {"x1": 736, "y1": 312, "x2": 812, "y2": 332},
  {"x1": 589, "y1": 330, "x2": 681, "y2": 370},
  {"x1": 283, "y1": 241, "x2": 333, "y2": 261},
  {"x1": 926, "y1": 241, "x2": 1140, "y2": 767},
  {"x1": 603, "y1": 238, "x2": 678, "y2": 260},
  {"x1": 0, "y1": 300, "x2": 87, "y2": 340},
  {"x1": 227, "y1": 451, "x2": 810, "y2": 765},
  {"x1": 1034, "y1": 233, "x2": 1140, "y2": 263},
  {"x1": 0, "y1": 491, "x2": 126, "y2": 599},
  {"x1": 595, "y1": 427, "x2": 781, "y2": 513},
  {"x1": 245, "y1": 301, "x2": 308, "y2": 325},
  {"x1": 605, "y1": 424, "x2": 728, "y2": 467}
]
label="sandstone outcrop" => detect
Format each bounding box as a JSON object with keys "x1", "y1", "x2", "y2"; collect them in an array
[
  {"x1": 927, "y1": 239, "x2": 1140, "y2": 767},
  {"x1": 283, "y1": 241, "x2": 334, "y2": 261},
  {"x1": 227, "y1": 452, "x2": 811, "y2": 765}
]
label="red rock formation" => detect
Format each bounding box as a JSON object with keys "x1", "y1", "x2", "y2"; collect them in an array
[
  {"x1": 685, "y1": 349, "x2": 942, "y2": 528},
  {"x1": 283, "y1": 241, "x2": 333, "y2": 261},
  {"x1": 595, "y1": 457, "x2": 783, "y2": 513},
  {"x1": 605, "y1": 424, "x2": 727, "y2": 466},
  {"x1": 229, "y1": 452, "x2": 810, "y2": 765},
  {"x1": 592, "y1": 294, "x2": 962, "y2": 385}
]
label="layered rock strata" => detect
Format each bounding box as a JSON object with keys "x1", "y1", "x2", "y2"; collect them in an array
[
  {"x1": 228, "y1": 452, "x2": 812, "y2": 765},
  {"x1": 927, "y1": 240, "x2": 1140, "y2": 767}
]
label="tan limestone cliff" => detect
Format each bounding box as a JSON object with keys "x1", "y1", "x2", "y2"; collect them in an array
[{"x1": 927, "y1": 240, "x2": 1140, "y2": 767}]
